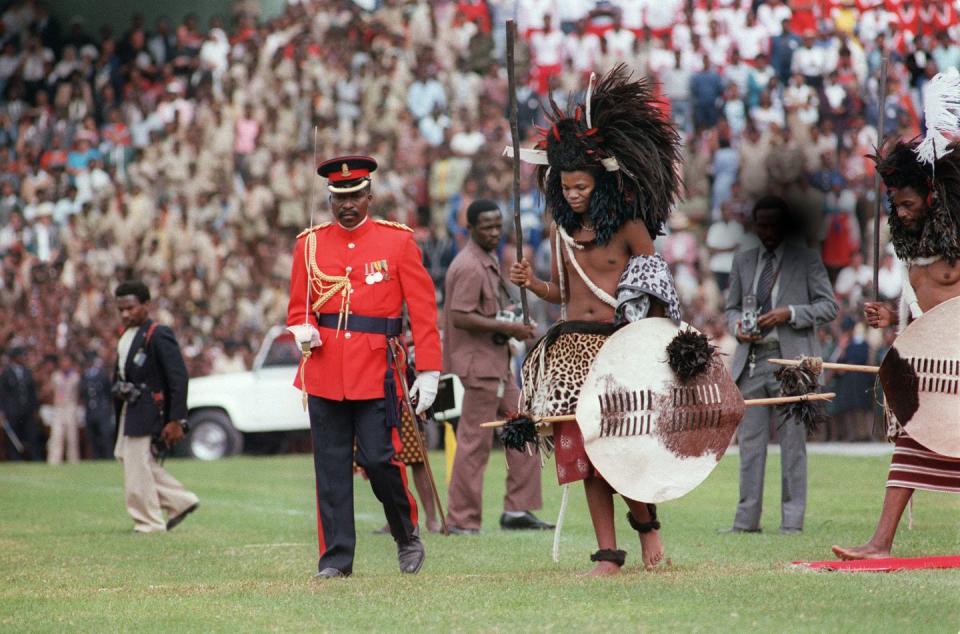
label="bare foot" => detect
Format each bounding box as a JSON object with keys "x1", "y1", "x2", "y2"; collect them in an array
[
  {"x1": 426, "y1": 519, "x2": 442, "y2": 534},
  {"x1": 831, "y1": 543, "x2": 891, "y2": 560},
  {"x1": 639, "y1": 530, "x2": 664, "y2": 570},
  {"x1": 582, "y1": 561, "x2": 622, "y2": 577}
]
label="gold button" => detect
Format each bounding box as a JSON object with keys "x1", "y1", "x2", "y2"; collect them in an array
[{"x1": 344, "y1": 332, "x2": 352, "y2": 339}]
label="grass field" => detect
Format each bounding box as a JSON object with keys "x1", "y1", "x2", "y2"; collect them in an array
[{"x1": 2, "y1": 449, "x2": 959, "y2": 633}]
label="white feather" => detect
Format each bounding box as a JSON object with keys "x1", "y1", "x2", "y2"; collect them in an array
[
  {"x1": 551, "y1": 484, "x2": 570, "y2": 563},
  {"x1": 915, "y1": 67, "x2": 960, "y2": 167}
]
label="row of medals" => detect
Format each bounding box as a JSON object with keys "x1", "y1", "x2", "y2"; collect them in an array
[{"x1": 364, "y1": 262, "x2": 387, "y2": 286}]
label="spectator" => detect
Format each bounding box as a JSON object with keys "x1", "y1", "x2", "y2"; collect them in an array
[
  {"x1": 48, "y1": 353, "x2": 80, "y2": 464},
  {"x1": 706, "y1": 202, "x2": 745, "y2": 291},
  {"x1": 0, "y1": 346, "x2": 41, "y2": 460},
  {"x1": 79, "y1": 350, "x2": 114, "y2": 459}
]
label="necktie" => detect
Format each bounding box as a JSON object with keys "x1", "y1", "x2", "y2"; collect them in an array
[{"x1": 756, "y1": 250, "x2": 776, "y2": 315}]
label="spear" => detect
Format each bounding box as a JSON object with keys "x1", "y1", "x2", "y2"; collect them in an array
[
  {"x1": 873, "y1": 56, "x2": 889, "y2": 301},
  {"x1": 506, "y1": 19, "x2": 530, "y2": 325}
]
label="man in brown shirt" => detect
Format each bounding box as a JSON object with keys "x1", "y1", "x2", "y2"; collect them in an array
[{"x1": 442, "y1": 200, "x2": 551, "y2": 534}]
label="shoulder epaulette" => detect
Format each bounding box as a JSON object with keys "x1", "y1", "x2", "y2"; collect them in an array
[
  {"x1": 297, "y1": 222, "x2": 332, "y2": 238},
  {"x1": 373, "y1": 218, "x2": 414, "y2": 232}
]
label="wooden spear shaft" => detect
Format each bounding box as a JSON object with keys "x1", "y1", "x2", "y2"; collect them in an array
[
  {"x1": 479, "y1": 393, "x2": 837, "y2": 428},
  {"x1": 506, "y1": 19, "x2": 531, "y2": 325},
  {"x1": 768, "y1": 358, "x2": 879, "y2": 374},
  {"x1": 873, "y1": 56, "x2": 888, "y2": 301}
]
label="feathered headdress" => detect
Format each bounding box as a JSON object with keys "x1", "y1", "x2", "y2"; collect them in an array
[
  {"x1": 914, "y1": 67, "x2": 960, "y2": 171},
  {"x1": 506, "y1": 65, "x2": 682, "y2": 244}
]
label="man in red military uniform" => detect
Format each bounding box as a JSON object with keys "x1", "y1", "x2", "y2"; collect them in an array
[{"x1": 287, "y1": 155, "x2": 442, "y2": 579}]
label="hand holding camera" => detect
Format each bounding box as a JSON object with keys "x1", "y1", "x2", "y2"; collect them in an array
[{"x1": 112, "y1": 381, "x2": 143, "y2": 403}]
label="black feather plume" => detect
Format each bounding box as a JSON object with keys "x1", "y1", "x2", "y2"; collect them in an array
[
  {"x1": 536, "y1": 64, "x2": 682, "y2": 241},
  {"x1": 781, "y1": 399, "x2": 830, "y2": 435},
  {"x1": 666, "y1": 328, "x2": 716, "y2": 381},
  {"x1": 499, "y1": 414, "x2": 538, "y2": 452},
  {"x1": 775, "y1": 363, "x2": 827, "y2": 434}
]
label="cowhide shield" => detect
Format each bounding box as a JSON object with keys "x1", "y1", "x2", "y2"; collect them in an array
[
  {"x1": 576, "y1": 318, "x2": 744, "y2": 502},
  {"x1": 879, "y1": 294, "x2": 960, "y2": 458}
]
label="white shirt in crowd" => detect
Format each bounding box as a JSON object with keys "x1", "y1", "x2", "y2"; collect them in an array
[
  {"x1": 517, "y1": 0, "x2": 557, "y2": 32},
  {"x1": 834, "y1": 263, "x2": 873, "y2": 305},
  {"x1": 706, "y1": 219, "x2": 746, "y2": 275},
  {"x1": 565, "y1": 32, "x2": 601, "y2": 74},
  {"x1": 530, "y1": 29, "x2": 566, "y2": 66},
  {"x1": 757, "y1": 3, "x2": 792, "y2": 37},
  {"x1": 878, "y1": 259, "x2": 903, "y2": 301},
  {"x1": 792, "y1": 45, "x2": 829, "y2": 77},
  {"x1": 604, "y1": 28, "x2": 636, "y2": 59},
  {"x1": 612, "y1": 0, "x2": 646, "y2": 30},
  {"x1": 737, "y1": 24, "x2": 770, "y2": 61}
]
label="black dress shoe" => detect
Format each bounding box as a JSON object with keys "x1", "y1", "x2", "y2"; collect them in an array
[
  {"x1": 314, "y1": 567, "x2": 350, "y2": 579},
  {"x1": 499, "y1": 511, "x2": 555, "y2": 530},
  {"x1": 397, "y1": 532, "x2": 425, "y2": 574},
  {"x1": 167, "y1": 502, "x2": 199, "y2": 531}
]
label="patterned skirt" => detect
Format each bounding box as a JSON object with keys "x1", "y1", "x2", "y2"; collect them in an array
[
  {"x1": 887, "y1": 433, "x2": 960, "y2": 493},
  {"x1": 522, "y1": 320, "x2": 619, "y2": 485}
]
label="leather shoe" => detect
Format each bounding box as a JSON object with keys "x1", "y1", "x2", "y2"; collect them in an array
[
  {"x1": 717, "y1": 527, "x2": 762, "y2": 534},
  {"x1": 166, "y1": 502, "x2": 199, "y2": 531},
  {"x1": 499, "y1": 511, "x2": 555, "y2": 530},
  {"x1": 397, "y1": 532, "x2": 425, "y2": 574},
  {"x1": 314, "y1": 567, "x2": 350, "y2": 579},
  {"x1": 446, "y1": 525, "x2": 480, "y2": 536}
]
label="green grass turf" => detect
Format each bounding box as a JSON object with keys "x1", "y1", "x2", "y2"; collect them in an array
[{"x1": 1, "y1": 450, "x2": 958, "y2": 633}]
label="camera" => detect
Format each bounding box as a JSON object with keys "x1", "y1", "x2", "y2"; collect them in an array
[
  {"x1": 492, "y1": 307, "x2": 523, "y2": 345},
  {"x1": 112, "y1": 381, "x2": 143, "y2": 403},
  {"x1": 741, "y1": 294, "x2": 760, "y2": 336}
]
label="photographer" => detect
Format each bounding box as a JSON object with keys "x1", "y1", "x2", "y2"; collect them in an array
[
  {"x1": 112, "y1": 280, "x2": 198, "y2": 533},
  {"x1": 722, "y1": 196, "x2": 838, "y2": 535},
  {"x1": 442, "y1": 200, "x2": 551, "y2": 534}
]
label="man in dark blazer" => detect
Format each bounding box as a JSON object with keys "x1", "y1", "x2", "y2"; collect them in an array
[
  {"x1": 723, "y1": 196, "x2": 838, "y2": 534},
  {"x1": 113, "y1": 280, "x2": 198, "y2": 533},
  {"x1": 0, "y1": 346, "x2": 41, "y2": 460},
  {"x1": 80, "y1": 350, "x2": 114, "y2": 459}
]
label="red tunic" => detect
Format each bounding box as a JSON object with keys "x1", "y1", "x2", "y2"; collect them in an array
[{"x1": 287, "y1": 218, "x2": 442, "y2": 401}]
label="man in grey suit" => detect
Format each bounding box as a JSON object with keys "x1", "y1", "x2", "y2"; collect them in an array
[{"x1": 724, "y1": 196, "x2": 838, "y2": 534}]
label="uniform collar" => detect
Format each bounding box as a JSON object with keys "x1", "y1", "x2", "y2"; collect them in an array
[{"x1": 332, "y1": 214, "x2": 374, "y2": 240}]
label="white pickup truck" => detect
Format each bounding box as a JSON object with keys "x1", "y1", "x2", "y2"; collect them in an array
[{"x1": 185, "y1": 326, "x2": 463, "y2": 460}]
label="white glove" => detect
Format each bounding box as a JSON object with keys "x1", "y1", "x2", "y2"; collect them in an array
[
  {"x1": 286, "y1": 324, "x2": 321, "y2": 352},
  {"x1": 409, "y1": 370, "x2": 440, "y2": 415}
]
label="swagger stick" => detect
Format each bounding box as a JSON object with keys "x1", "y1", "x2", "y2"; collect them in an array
[
  {"x1": 873, "y1": 57, "x2": 889, "y2": 300},
  {"x1": 506, "y1": 19, "x2": 530, "y2": 325},
  {"x1": 390, "y1": 339, "x2": 448, "y2": 536}
]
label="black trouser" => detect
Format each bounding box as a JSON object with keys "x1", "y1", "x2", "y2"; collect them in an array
[
  {"x1": 3, "y1": 412, "x2": 42, "y2": 461},
  {"x1": 86, "y1": 412, "x2": 115, "y2": 459},
  {"x1": 308, "y1": 396, "x2": 418, "y2": 574}
]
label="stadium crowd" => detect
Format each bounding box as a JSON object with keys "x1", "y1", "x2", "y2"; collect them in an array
[{"x1": 1, "y1": 0, "x2": 956, "y2": 460}]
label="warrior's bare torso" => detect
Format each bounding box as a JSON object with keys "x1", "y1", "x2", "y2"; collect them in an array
[
  {"x1": 550, "y1": 219, "x2": 664, "y2": 322},
  {"x1": 910, "y1": 258, "x2": 960, "y2": 312}
]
